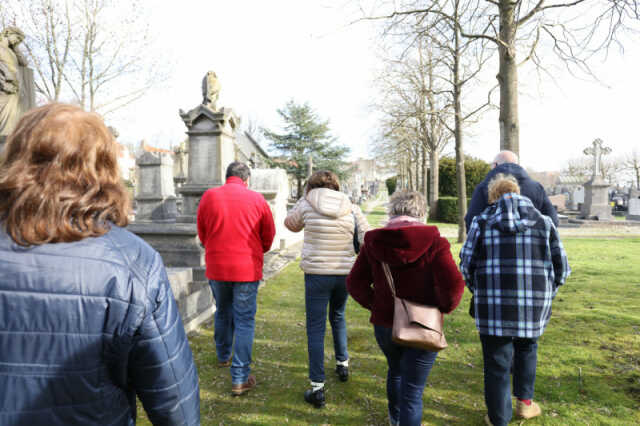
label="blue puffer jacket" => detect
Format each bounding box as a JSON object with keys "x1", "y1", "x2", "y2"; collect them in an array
[{"x1": 0, "y1": 225, "x2": 200, "y2": 425}]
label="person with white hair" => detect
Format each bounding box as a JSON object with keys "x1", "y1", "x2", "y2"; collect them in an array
[
  {"x1": 347, "y1": 190, "x2": 465, "y2": 426},
  {"x1": 465, "y1": 150, "x2": 558, "y2": 231}
]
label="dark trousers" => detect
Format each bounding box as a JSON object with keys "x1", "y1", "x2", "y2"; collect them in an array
[
  {"x1": 480, "y1": 334, "x2": 538, "y2": 426},
  {"x1": 374, "y1": 325, "x2": 438, "y2": 426},
  {"x1": 304, "y1": 274, "x2": 349, "y2": 383}
]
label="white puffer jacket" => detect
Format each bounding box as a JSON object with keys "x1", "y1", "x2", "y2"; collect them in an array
[{"x1": 284, "y1": 188, "x2": 370, "y2": 275}]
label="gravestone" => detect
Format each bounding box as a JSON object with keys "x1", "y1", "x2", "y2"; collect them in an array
[
  {"x1": 548, "y1": 194, "x2": 566, "y2": 213},
  {"x1": 250, "y1": 168, "x2": 302, "y2": 250},
  {"x1": 570, "y1": 186, "x2": 584, "y2": 210},
  {"x1": 135, "y1": 151, "x2": 177, "y2": 222},
  {"x1": 580, "y1": 139, "x2": 612, "y2": 220},
  {"x1": 628, "y1": 198, "x2": 640, "y2": 221}
]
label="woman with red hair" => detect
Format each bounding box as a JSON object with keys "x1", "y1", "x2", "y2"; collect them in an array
[{"x1": 0, "y1": 103, "x2": 200, "y2": 425}]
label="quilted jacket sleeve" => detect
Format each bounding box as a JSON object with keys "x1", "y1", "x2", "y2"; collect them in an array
[
  {"x1": 129, "y1": 253, "x2": 200, "y2": 426},
  {"x1": 284, "y1": 198, "x2": 306, "y2": 232},
  {"x1": 352, "y1": 205, "x2": 370, "y2": 245}
]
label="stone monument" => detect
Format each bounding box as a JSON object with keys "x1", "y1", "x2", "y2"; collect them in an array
[
  {"x1": 128, "y1": 71, "x2": 301, "y2": 333},
  {"x1": 580, "y1": 138, "x2": 613, "y2": 220},
  {"x1": 177, "y1": 105, "x2": 238, "y2": 221},
  {"x1": 0, "y1": 26, "x2": 35, "y2": 150},
  {"x1": 135, "y1": 151, "x2": 177, "y2": 221}
]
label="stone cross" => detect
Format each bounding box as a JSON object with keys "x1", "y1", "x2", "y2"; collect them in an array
[{"x1": 583, "y1": 138, "x2": 611, "y2": 179}]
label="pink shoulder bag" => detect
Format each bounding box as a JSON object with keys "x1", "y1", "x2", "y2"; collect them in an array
[{"x1": 381, "y1": 262, "x2": 447, "y2": 352}]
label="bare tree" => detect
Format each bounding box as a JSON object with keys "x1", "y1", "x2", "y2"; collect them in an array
[
  {"x1": 621, "y1": 148, "x2": 640, "y2": 188},
  {"x1": 372, "y1": 36, "x2": 451, "y2": 217},
  {"x1": 367, "y1": 2, "x2": 493, "y2": 240},
  {"x1": 563, "y1": 154, "x2": 623, "y2": 184},
  {"x1": 1, "y1": 0, "x2": 165, "y2": 115},
  {"x1": 354, "y1": 0, "x2": 640, "y2": 157}
]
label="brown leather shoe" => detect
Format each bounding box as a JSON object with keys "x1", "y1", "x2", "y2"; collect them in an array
[
  {"x1": 217, "y1": 358, "x2": 231, "y2": 368},
  {"x1": 231, "y1": 375, "x2": 256, "y2": 396}
]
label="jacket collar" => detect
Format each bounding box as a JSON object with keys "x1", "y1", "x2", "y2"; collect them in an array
[{"x1": 225, "y1": 176, "x2": 248, "y2": 187}]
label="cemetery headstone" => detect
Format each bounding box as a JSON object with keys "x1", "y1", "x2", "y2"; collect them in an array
[
  {"x1": 135, "y1": 151, "x2": 177, "y2": 221},
  {"x1": 580, "y1": 138, "x2": 613, "y2": 220},
  {"x1": 628, "y1": 198, "x2": 640, "y2": 221}
]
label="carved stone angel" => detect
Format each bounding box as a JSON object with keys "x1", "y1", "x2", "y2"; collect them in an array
[
  {"x1": 0, "y1": 27, "x2": 27, "y2": 138},
  {"x1": 202, "y1": 71, "x2": 221, "y2": 111}
]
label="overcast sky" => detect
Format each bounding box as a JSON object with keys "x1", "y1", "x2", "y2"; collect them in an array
[{"x1": 109, "y1": 0, "x2": 640, "y2": 174}]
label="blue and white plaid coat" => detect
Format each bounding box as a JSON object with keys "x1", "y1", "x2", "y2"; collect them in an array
[{"x1": 460, "y1": 193, "x2": 570, "y2": 338}]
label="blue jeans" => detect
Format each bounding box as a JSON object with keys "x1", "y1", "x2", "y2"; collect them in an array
[
  {"x1": 304, "y1": 274, "x2": 349, "y2": 383},
  {"x1": 374, "y1": 325, "x2": 438, "y2": 426},
  {"x1": 480, "y1": 334, "x2": 538, "y2": 426},
  {"x1": 209, "y1": 280, "x2": 259, "y2": 385}
]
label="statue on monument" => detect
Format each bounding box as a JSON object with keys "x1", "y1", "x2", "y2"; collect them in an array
[
  {"x1": 0, "y1": 26, "x2": 27, "y2": 140},
  {"x1": 201, "y1": 71, "x2": 221, "y2": 111}
]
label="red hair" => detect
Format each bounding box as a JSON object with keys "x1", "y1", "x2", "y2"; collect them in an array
[{"x1": 0, "y1": 103, "x2": 130, "y2": 245}]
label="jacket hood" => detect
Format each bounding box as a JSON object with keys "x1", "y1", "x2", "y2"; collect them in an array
[
  {"x1": 305, "y1": 188, "x2": 353, "y2": 218},
  {"x1": 484, "y1": 193, "x2": 544, "y2": 233},
  {"x1": 364, "y1": 223, "x2": 441, "y2": 266},
  {"x1": 486, "y1": 163, "x2": 529, "y2": 182}
]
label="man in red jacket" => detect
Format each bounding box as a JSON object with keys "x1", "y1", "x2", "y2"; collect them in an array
[{"x1": 197, "y1": 161, "x2": 275, "y2": 396}]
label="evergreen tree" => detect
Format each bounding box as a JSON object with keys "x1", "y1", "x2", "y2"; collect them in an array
[{"x1": 263, "y1": 100, "x2": 350, "y2": 198}]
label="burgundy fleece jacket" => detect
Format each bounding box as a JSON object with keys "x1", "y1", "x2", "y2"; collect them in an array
[{"x1": 346, "y1": 220, "x2": 465, "y2": 328}]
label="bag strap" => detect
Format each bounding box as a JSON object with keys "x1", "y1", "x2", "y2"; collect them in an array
[{"x1": 381, "y1": 262, "x2": 397, "y2": 297}]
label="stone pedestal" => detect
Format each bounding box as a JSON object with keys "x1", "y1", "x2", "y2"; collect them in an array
[
  {"x1": 581, "y1": 177, "x2": 612, "y2": 220},
  {"x1": 166, "y1": 267, "x2": 214, "y2": 334},
  {"x1": 135, "y1": 152, "x2": 177, "y2": 222},
  {"x1": 127, "y1": 222, "x2": 203, "y2": 267},
  {"x1": 177, "y1": 105, "x2": 238, "y2": 222}
]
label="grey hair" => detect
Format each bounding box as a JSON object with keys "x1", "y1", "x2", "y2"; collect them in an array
[
  {"x1": 225, "y1": 161, "x2": 251, "y2": 181},
  {"x1": 493, "y1": 150, "x2": 519, "y2": 166},
  {"x1": 388, "y1": 190, "x2": 428, "y2": 219}
]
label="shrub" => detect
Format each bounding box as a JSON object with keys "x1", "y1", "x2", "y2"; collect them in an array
[
  {"x1": 437, "y1": 196, "x2": 474, "y2": 223},
  {"x1": 437, "y1": 197, "x2": 459, "y2": 223},
  {"x1": 385, "y1": 176, "x2": 398, "y2": 195},
  {"x1": 439, "y1": 156, "x2": 491, "y2": 197}
]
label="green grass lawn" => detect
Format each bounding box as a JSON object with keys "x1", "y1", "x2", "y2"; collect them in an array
[{"x1": 138, "y1": 204, "x2": 640, "y2": 425}]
